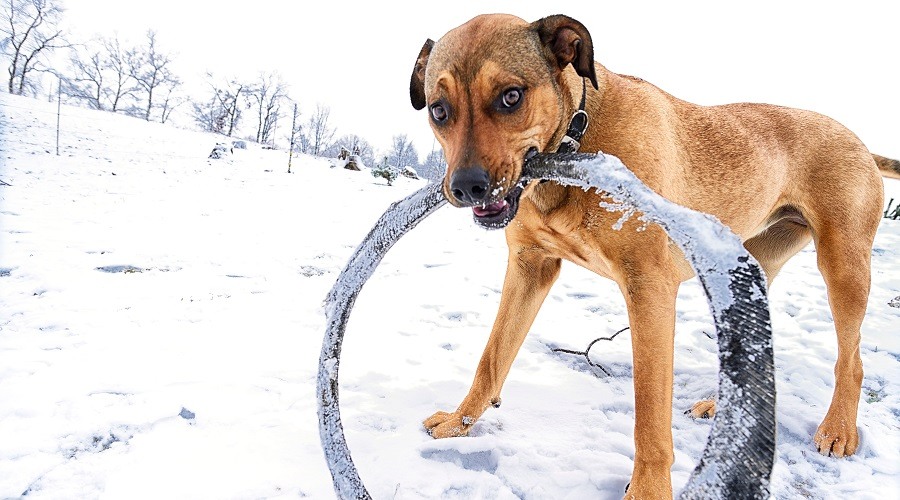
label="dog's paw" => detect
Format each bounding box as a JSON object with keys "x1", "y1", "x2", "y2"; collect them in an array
[
  {"x1": 685, "y1": 399, "x2": 716, "y2": 419},
  {"x1": 622, "y1": 476, "x2": 672, "y2": 500},
  {"x1": 814, "y1": 414, "x2": 859, "y2": 457},
  {"x1": 423, "y1": 410, "x2": 475, "y2": 439}
]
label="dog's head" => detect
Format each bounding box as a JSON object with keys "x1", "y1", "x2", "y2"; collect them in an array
[{"x1": 410, "y1": 14, "x2": 598, "y2": 229}]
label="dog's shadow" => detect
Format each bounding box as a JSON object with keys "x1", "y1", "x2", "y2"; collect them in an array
[{"x1": 419, "y1": 446, "x2": 499, "y2": 474}]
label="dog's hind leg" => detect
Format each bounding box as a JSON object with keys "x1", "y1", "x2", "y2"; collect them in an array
[
  {"x1": 423, "y1": 248, "x2": 562, "y2": 438},
  {"x1": 809, "y1": 227, "x2": 874, "y2": 457},
  {"x1": 802, "y1": 151, "x2": 882, "y2": 457}
]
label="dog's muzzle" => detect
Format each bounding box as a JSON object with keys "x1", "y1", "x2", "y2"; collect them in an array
[{"x1": 447, "y1": 148, "x2": 537, "y2": 230}]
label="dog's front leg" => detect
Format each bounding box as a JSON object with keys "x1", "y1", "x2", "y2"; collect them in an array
[
  {"x1": 620, "y1": 264, "x2": 679, "y2": 499},
  {"x1": 424, "y1": 247, "x2": 561, "y2": 438}
]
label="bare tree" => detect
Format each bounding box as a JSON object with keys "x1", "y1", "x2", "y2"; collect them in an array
[
  {"x1": 61, "y1": 34, "x2": 147, "y2": 114},
  {"x1": 247, "y1": 72, "x2": 285, "y2": 145},
  {"x1": 288, "y1": 103, "x2": 311, "y2": 153},
  {"x1": 215, "y1": 78, "x2": 244, "y2": 137},
  {"x1": 421, "y1": 147, "x2": 447, "y2": 181},
  {"x1": 2, "y1": 0, "x2": 67, "y2": 96},
  {"x1": 191, "y1": 94, "x2": 221, "y2": 133},
  {"x1": 127, "y1": 30, "x2": 177, "y2": 121},
  {"x1": 388, "y1": 133, "x2": 419, "y2": 170},
  {"x1": 62, "y1": 40, "x2": 104, "y2": 109},
  {"x1": 191, "y1": 73, "x2": 245, "y2": 135},
  {"x1": 101, "y1": 35, "x2": 137, "y2": 112},
  {"x1": 304, "y1": 103, "x2": 335, "y2": 156},
  {"x1": 157, "y1": 79, "x2": 181, "y2": 124}
]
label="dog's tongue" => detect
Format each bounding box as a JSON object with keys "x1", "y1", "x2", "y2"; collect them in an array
[{"x1": 473, "y1": 200, "x2": 508, "y2": 218}]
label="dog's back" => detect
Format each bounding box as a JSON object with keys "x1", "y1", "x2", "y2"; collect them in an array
[{"x1": 584, "y1": 70, "x2": 884, "y2": 242}]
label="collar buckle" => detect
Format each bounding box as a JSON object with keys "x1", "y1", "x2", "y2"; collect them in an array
[{"x1": 555, "y1": 79, "x2": 590, "y2": 155}]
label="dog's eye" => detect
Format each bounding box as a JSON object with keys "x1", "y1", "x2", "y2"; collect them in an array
[
  {"x1": 500, "y1": 88, "x2": 523, "y2": 109},
  {"x1": 430, "y1": 103, "x2": 448, "y2": 123}
]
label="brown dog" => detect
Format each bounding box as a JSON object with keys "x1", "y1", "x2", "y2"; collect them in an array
[{"x1": 410, "y1": 14, "x2": 891, "y2": 498}]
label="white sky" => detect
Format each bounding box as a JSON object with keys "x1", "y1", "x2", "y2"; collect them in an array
[{"x1": 60, "y1": 0, "x2": 900, "y2": 159}]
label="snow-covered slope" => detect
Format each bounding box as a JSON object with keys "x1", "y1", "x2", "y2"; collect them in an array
[{"x1": 1, "y1": 92, "x2": 899, "y2": 498}]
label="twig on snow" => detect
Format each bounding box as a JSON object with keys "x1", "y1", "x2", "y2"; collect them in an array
[{"x1": 551, "y1": 326, "x2": 630, "y2": 376}]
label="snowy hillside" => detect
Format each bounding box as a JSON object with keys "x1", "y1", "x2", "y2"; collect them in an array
[{"x1": 1, "y1": 92, "x2": 899, "y2": 499}]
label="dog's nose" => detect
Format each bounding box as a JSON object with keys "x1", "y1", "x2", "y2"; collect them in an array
[{"x1": 449, "y1": 167, "x2": 491, "y2": 205}]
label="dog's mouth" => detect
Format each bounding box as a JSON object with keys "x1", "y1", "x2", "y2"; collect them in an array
[
  {"x1": 471, "y1": 186, "x2": 524, "y2": 230},
  {"x1": 471, "y1": 147, "x2": 537, "y2": 230}
]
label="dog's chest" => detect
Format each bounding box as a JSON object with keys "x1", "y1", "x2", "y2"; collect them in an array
[{"x1": 515, "y1": 194, "x2": 621, "y2": 280}]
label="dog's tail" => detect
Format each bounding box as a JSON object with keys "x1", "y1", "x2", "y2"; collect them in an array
[{"x1": 874, "y1": 154, "x2": 900, "y2": 180}]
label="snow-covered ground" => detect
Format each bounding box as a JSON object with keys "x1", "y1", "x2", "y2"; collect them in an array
[{"x1": 1, "y1": 92, "x2": 898, "y2": 499}]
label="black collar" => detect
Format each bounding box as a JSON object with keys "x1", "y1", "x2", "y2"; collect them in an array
[{"x1": 555, "y1": 78, "x2": 589, "y2": 154}]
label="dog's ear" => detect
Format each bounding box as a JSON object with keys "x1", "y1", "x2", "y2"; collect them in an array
[
  {"x1": 410, "y1": 39, "x2": 435, "y2": 110},
  {"x1": 532, "y1": 15, "x2": 598, "y2": 89}
]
